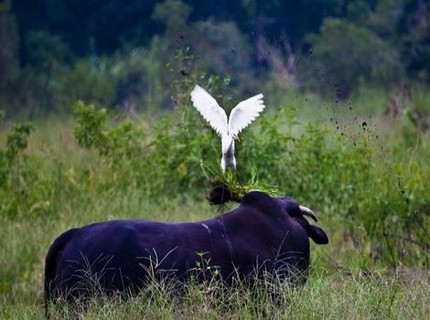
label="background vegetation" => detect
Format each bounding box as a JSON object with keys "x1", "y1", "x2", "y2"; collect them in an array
[
  {"x1": 1, "y1": 0, "x2": 430, "y2": 114},
  {"x1": 0, "y1": 0, "x2": 429, "y2": 318}
]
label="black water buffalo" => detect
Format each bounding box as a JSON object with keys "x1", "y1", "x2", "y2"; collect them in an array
[{"x1": 45, "y1": 191, "x2": 328, "y2": 304}]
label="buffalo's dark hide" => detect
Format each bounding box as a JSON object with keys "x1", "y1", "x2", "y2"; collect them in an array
[{"x1": 45, "y1": 191, "x2": 328, "y2": 302}]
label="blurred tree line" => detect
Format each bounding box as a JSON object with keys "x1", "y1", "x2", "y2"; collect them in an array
[{"x1": 1, "y1": 0, "x2": 429, "y2": 115}]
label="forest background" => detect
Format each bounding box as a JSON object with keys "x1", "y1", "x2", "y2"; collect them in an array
[{"x1": 1, "y1": 0, "x2": 430, "y2": 114}]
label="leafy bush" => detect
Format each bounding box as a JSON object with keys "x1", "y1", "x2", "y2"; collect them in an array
[
  {"x1": 71, "y1": 83, "x2": 220, "y2": 197},
  {"x1": 0, "y1": 122, "x2": 35, "y2": 218}
]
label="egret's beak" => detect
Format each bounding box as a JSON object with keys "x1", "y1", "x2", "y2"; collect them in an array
[{"x1": 233, "y1": 133, "x2": 240, "y2": 141}]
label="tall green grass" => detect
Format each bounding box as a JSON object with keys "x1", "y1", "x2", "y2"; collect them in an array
[{"x1": 2, "y1": 268, "x2": 429, "y2": 319}]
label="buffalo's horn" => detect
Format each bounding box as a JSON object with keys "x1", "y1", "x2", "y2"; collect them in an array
[{"x1": 299, "y1": 205, "x2": 318, "y2": 222}]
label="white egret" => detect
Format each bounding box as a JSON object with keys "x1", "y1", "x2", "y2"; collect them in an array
[{"x1": 190, "y1": 85, "x2": 266, "y2": 173}]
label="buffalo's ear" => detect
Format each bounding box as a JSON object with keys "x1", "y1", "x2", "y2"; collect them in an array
[{"x1": 308, "y1": 225, "x2": 329, "y2": 244}]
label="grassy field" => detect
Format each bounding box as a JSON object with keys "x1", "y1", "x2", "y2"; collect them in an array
[{"x1": 1, "y1": 88, "x2": 429, "y2": 319}]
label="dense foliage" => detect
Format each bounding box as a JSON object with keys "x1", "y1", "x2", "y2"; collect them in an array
[{"x1": 1, "y1": 0, "x2": 430, "y2": 115}]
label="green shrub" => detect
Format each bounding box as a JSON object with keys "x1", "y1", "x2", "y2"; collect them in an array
[{"x1": 0, "y1": 122, "x2": 35, "y2": 218}]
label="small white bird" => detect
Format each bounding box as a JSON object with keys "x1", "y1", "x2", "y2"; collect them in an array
[{"x1": 190, "y1": 84, "x2": 266, "y2": 173}]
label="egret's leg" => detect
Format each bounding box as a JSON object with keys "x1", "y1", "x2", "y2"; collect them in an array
[{"x1": 217, "y1": 184, "x2": 229, "y2": 213}]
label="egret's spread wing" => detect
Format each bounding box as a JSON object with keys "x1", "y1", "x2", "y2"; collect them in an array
[
  {"x1": 229, "y1": 93, "x2": 265, "y2": 136},
  {"x1": 190, "y1": 85, "x2": 228, "y2": 137}
]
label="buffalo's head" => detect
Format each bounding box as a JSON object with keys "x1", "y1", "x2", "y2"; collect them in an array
[{"x1": 276, "y1": 196, "x2": 329, "y2": 245}]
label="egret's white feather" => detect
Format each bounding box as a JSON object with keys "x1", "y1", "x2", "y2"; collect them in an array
[
  {"x1": 190, "y1": 85, "x2": 228, "y2": 137},
  {"x1": 229, "y1": 93, "x2": 265, "y2": 137},
  {"x1": 190, "y1": 84, "x2": 265, "y2": 173}
]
